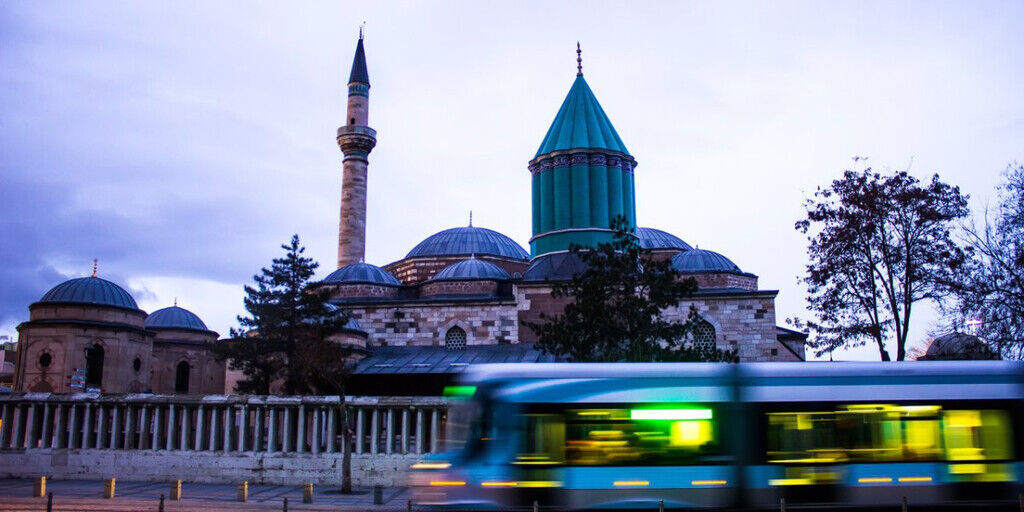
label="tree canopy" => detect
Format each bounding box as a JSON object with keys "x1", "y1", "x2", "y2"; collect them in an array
[
  {"x1": 212, "y1": 235, "x2": 351, "y2": 395},
  {"x1": 795, "y1": 162, "x2": 969, "y2": 360},
  {"x1": 943, "y1": 163, "x2": 1024, "y2": 358},
  {"x1": 528, "y1": 217, "x2": 737, "y2": 363}
]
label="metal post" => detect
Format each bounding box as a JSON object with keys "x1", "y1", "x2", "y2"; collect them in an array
[
  {"x1": 415, "y1": 409, "x2": 423, "y2": 454},
  {"x1": 780, "y1": 497, "x2": 786, "y2": 512},
  {"x1": 47, "y1": 492, "x2": 53, "y2": 512},
  {"x1": 222, "y1": 406, "x2": 232, "y2": 453},
  {"x1": 40, "y1": 403, "x2": 53, "y2": 449},
  {"x1": 430, "y1": 408, "x2": 440, "y2": 453},
  {"x1": 267, "y1": 407, "x2": 277, "y2": 453},
  {"x1": 209, "y1": 406, "x2": 219, "y2": 451},
  {"x1": 165, "y1": 404, "x2": 175, "y2": 450},
  {"x1": 237, "y1": 405, "x2": 247, "y2": 452},
  {"x1": 326, "y1": 406, "x2": 336, "y2": 453},
  {"x1": 385, "y1": 408, "x2": 394, "y2": 454},
  {"x1": 282, "y1": 406, "x2": 292, "y2": 452},
  {"x1": 124, "y1": 405, "x2": 136, "y2": 450},
  {"x1": 370, "y1": 408, "x2": 379, "y2": 454},
  {"x1": 95, "y1": 405, "x2": 107, "y2": 449},
  {"x1": 901, "y1": 496, "x2": 907, "y2": 512},
  {"x1": 659, "y1": 499, "x2": 664, "y2": 512},
  {"x1": 296, "y1": 405, "x2": 306, "y2": 454},
  {"x1": 533, "y1": 500, "x2": 538, "y2": 512},
  {"x1": 80, "y1": 403, "x2": 91, "y2": 449},
  {"x1": 283, "y1": 497, "x2": 288, "y2": 511},
  {"x1": 194, "y1": 405, "x2": 205, "y2": 451},
  {"x1": 401, "y1": 408, "x2": 410, "y2": 454},
  {"x1": 355, "y1": 408, "x2": 364, "y2": 454},
  {"x1": 159, "y1": 494, "x2": 165, "y2": 512}
]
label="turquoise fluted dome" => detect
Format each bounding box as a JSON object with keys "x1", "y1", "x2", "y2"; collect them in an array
[
  {"x1": 535, "y1": 75, "x2": 629, "y2": 157},
  {"x1": 39, "y1": 277, "x2": 139, "y2": 310}
]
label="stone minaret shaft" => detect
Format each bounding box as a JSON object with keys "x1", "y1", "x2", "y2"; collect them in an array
[{"x1": 337, "y1": 31, "x2": 377, "y2": 268}]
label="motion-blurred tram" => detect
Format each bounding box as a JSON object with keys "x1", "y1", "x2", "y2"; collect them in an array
[{"x1": 410, "y1": 362, "x2": 1024, "y2": 509}]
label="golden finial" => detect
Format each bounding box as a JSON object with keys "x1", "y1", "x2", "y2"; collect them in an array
[
  {"x1": 359, "y1": 21, "x2": 365, "y2": 40},
  {"x1": 576, "y1": 41, "x2": 583, "y2": 76},
  {"x1": 91, "y1": 258, "x2": 98, "y2": 278}
]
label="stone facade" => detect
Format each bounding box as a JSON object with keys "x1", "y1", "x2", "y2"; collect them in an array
[
  {"x1": 664, "y1": 292, "x2": 801, "y2": 361},
  {"x1": 15, "y1": 304, "x2": 153, "y2": 394},
  {"x1": 149, "y1": 330, "x2": 225, "y2": 395},
  {"x1": 344, "y1": 301, "x2": 519, "y2": 347},
  {"x1": 686, "y1": 272, "x2": 758, "y2": 291}
]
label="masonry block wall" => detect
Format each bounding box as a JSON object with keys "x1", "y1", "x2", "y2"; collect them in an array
[{"x1": 346, "y1": 302, "x2": 519, "y2": 346}]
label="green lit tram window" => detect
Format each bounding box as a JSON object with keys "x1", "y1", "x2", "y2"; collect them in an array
[{"x1": 766, "y1": 404, "x2": 1013, "y2": 464}]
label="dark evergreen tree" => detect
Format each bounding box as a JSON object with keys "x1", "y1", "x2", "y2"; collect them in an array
[
  {"x1": 213, "y1": 234, "x2": 351, "y2": 394},
  {"x1": 795, "y1": 161, "x2": 969, "y2": 360},
  {"x1": 528, "y1": 217, "x2": 737, "y2": 362}
]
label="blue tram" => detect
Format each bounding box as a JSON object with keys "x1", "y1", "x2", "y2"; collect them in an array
[{"x1": 410, "y1": 362, "x2": 1024, "y2": 509}]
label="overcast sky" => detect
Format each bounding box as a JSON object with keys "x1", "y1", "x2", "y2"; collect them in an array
[{"x1": 2, "y1": 1, "x2": 1022, "y2": 359}]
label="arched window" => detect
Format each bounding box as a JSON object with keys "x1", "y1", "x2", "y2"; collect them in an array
[
  {"x1": 175, "y1": 361, "x2": 191, "y2": 393},
  {"x1": 444, "y1": 326, "x2": 467, "y2": 350},
  {"x1": 693, "y1": 319, "x2": 717, "y2": 351},
  {"x1": 85, "y1": 344, "x2": 104, "y2": 388}
]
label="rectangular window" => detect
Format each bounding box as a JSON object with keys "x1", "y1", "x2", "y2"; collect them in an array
[{"x1": 561, "y1": 407, "x2": 721, "y2": 466}]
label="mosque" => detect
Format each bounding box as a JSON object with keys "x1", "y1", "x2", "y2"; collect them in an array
[{"x1": 11, "y1": 34, "x2": 805, "y2": 396}]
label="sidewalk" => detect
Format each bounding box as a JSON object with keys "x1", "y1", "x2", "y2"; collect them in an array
[{"x1": 0, "y1": 478, "x2": 410, "y2": 511}]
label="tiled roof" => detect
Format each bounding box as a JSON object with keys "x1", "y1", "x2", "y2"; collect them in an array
[
  {"x1": 535, "y1": 75, "x2": 629, "y2": 157},
  {"x1": 353, "y1": 343, "x2": 559, "y2": 374}
]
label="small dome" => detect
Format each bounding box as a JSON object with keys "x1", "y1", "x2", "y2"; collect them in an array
[
  {"x1": 636, "y1": 227, "x2": 693, "y2": 251},
  {"x1": 324, "y1": 262, "x2": 401, "y2": 286},
  {"x1": 146, "y1": 306, "x2": 210, "y2": 332},
  {"x1": 433, "y1": 258, "x2": 510, "y2": 281},
  {"x1": 522, "y1": 252, "x2": 588, "y2": 281},
  {"x1": 406, "y1": 226, "x2": 529, "y2": 260},
  {"x1": 39, "y1": 276, "x2": 139, "y2": 310},
  {"x1": 671, "y1": 249, "x2": 742, "y2": 273}
]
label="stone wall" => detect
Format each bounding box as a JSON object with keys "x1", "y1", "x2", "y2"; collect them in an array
[
  {"x1": 689, "y1": 272, "x2": 758, "y2": 291},
  {"x1": 347, "y1": 302, "x2": 518, "y2": 346},
  {"x1": 149, "y1": 332, "x2": 225, "y2": 395},
  {"x1": 420, "y1": 280, "x2": 498, "y2": 298},
  {"x1": 327, "y1": 283, "x2": 399, "y2": 300},
  {"x1": 664, "y1": 291, "x2": 802, "y2": 361}
]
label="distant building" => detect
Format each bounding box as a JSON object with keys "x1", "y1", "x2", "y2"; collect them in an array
[
  {"x1": 916, "y1": 333, "x2": 999, "y2": 361},
  {"x1": 12, "y1": 34, "x2": 806, "y2": 397},
  {"x1": 12, "y1": 274, "x2": 224, "y2": 394}
]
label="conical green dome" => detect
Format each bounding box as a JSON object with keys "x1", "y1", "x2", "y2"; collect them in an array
[{"x1": 535, "y1": 75, "x2": 629, "y2": 158}]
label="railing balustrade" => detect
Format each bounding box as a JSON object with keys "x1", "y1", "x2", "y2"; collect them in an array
[{"x1": 0, "y1": 394, "x2": 448, "y2": 456}]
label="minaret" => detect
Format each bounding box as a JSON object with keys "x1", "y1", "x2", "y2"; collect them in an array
[
  {"x1": 528, "y1": 43, "x2": 638, "y2": 258},
  {"x1": 337, "y1": 27, "x2": 377, "y2": 268}
]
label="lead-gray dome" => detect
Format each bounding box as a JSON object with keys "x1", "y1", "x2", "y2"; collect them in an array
[
  {"x1": 636, "y1": 227, "x2": 693, "y2": 251},
  {"x1": 406, "y1": 226, "x2": 529, "y2": 260},
  {"x1": 671, "y1": 248, "x2": 742, "y2": 273},
  {"x1": 433, "y1": 258, "x2": 510, "y2": 281},
  {"x1": 39, "y1": 276, "x2": 139, "y2": 310},
  {"x1": 324, "y1": 262, "x2": 401, "y2": 286},
  {"x1": 146, "y1": 306, "x2": 210, "y2": 332}
]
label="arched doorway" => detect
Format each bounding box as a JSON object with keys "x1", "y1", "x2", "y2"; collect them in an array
[
  {"x1": 175, "y1": 361, "x2": 190, "y2": 393},
  {"x1": 84, "y1": 344, "x2": 104, "y2": 388}
]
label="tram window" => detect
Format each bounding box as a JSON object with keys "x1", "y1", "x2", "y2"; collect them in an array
[
  {"x1": 766, "y1": 404, "x2": 1013, "y2": 464},
  {"x1": 563, "y1": 407, "x2": 721, "y2": 466},
  {"x1": 515, "y1": 414, "x2": 564, "y2": 465}
]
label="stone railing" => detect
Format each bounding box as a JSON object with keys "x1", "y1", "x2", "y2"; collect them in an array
[{"x1": 0, "y1": 393, "x2": 449, "y2": 486}]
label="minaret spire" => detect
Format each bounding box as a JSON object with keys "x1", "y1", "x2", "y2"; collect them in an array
[
  {"x1": 337, "y1": 27, "x2": 377, "y2": 268},
  {"x1": 576, "y1": 41, "x2": 583, "y2": 76}
]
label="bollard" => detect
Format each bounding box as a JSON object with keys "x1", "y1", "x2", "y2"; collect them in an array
[
  {"x1": 407, "y1": 499, "x2": 412, "y2": 512},
  {"x1": 1019, "y1": 493, "x2": 1023, "y2": 512},
  {"x1": 373, "y1": 485, "x2": 383, "y2": 505},
  {"x1": 237, "y1": 481, "x2": 248, "y2": 502},
  {"x1": 658, "y1": 499, "x2": 664, "y2": 512},
  {"x1": 533, "y1": 500, "x2": 539, "y2": 512},
  {"x1": 33, "y1": 476, "x2": 46, "y2": 498},
  {"x1": 283, "y1": 497, "x2": 288, "y2": 512},
  {"x1": 46, "y1": 492, "x2": 53, "y2": 512},
  {"x1": 170, "y1": 480, "x2": 182, "y2": 500},
  {"x1": 158, "y1": 493, "x2": 165, "y2": 512},
  {"x1": 302, "y1": 483, "x2": 314, "y2": 504},
  {"x1": 780, "y1": 497, "x2": 786, "y2": 512},
  {"x1": 103, "y1": 478, "x2": 116, "y2": 499},
  {"x1": 901, "y1": 496, "x2": 908, "y2": 512}
]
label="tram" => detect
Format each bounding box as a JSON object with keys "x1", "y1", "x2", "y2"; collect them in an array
[{"x1": 410, "y1": 361, "x2": 1024, "y2": 509}]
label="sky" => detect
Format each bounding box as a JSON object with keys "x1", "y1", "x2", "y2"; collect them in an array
[{"x1": 1, "y1": 1, "x2": 1022, "y2": 360}]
